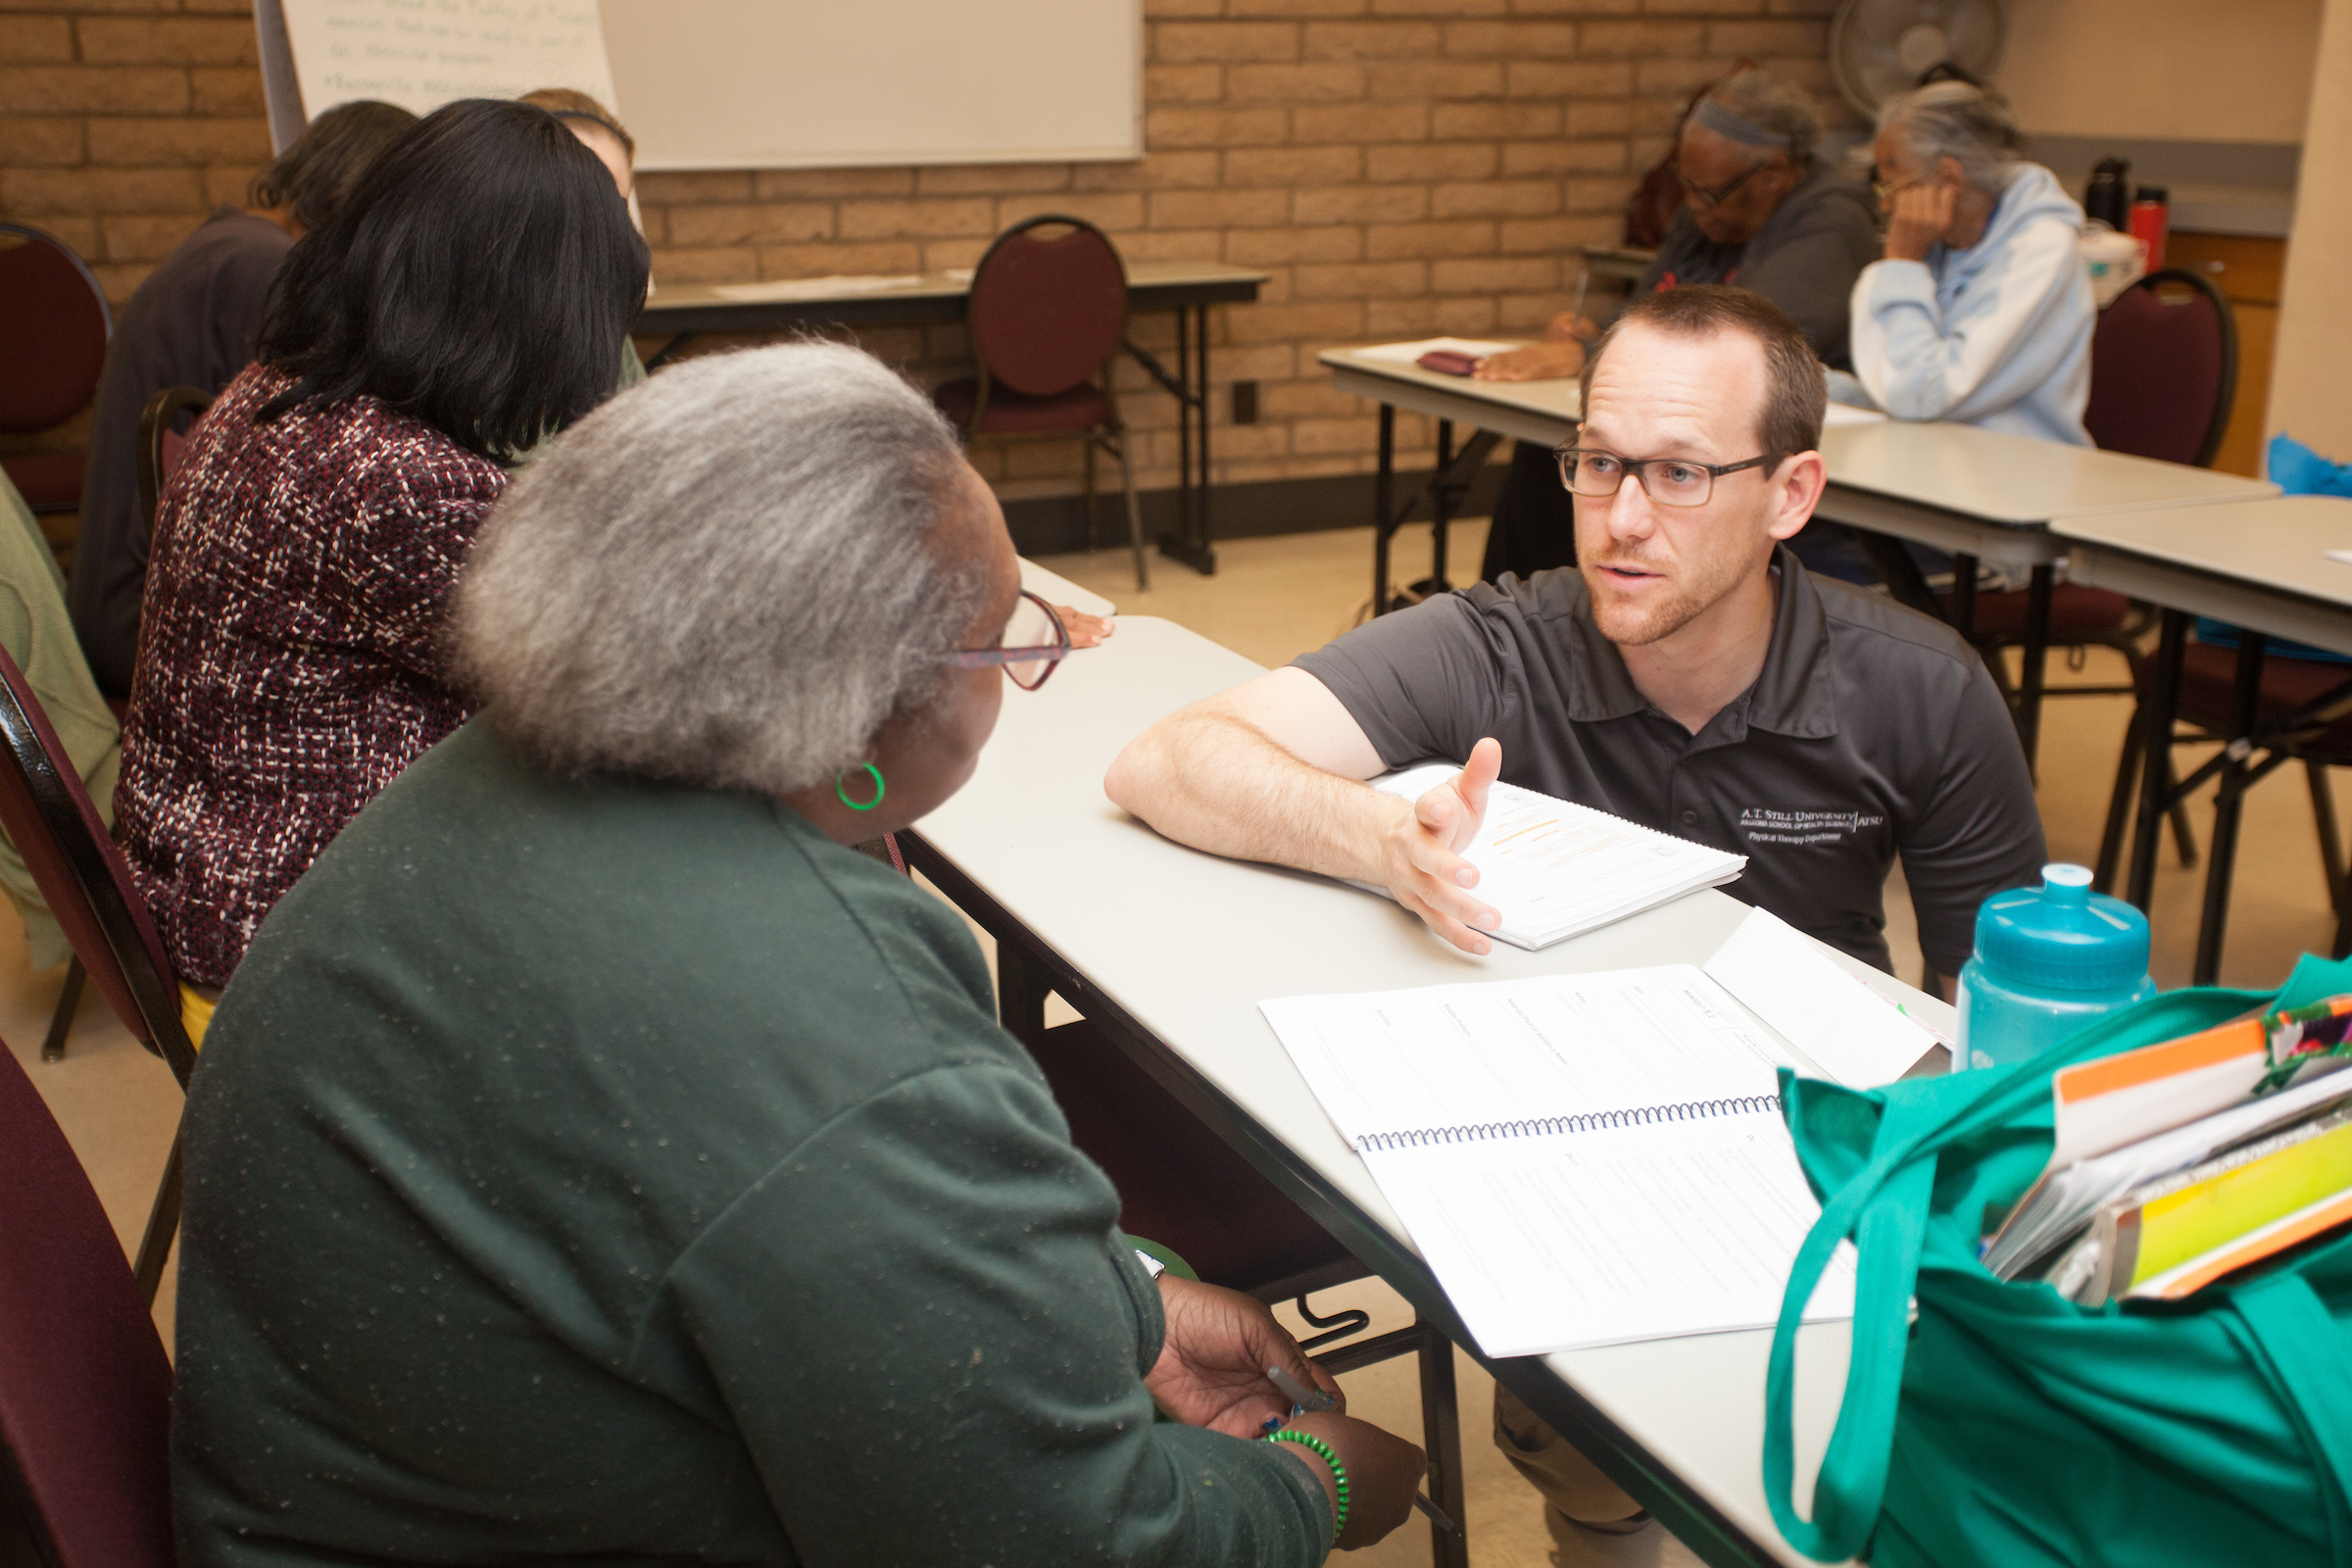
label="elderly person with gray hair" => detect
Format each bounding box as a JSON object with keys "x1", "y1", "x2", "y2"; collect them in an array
[
  {"x1": 167, "y1": 341, "x2": 1425, "y2": 1568},
  {"x1": 1478, "y1": 67, "x2": 1878, "y2": 583},
  {"x1": 1844, "y1": 80, "x2": 2093, "y2": 445}
]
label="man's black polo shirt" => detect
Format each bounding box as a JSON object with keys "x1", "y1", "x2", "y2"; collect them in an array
[{"x1": 1293, "y1": 549, "x2": 2045, "y2": 976}]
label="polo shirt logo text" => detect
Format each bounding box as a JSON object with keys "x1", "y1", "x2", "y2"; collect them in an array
[{"x1": 1738, "y1": 807, "x2": 1887, "y2": 847}]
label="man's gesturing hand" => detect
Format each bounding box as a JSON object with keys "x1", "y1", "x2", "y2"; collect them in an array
[{"x1": 1380, "y1": 737, "x2": 1503, "y2": 956}]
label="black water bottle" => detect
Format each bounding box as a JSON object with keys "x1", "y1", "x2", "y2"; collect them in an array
[{"x1": 2083, "y1": 157, "x2": 2132, "y2": 230}]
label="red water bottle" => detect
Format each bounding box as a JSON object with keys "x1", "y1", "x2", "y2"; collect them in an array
[{"x1": 2129, "y1": 185, "x2": 2170, "y2": 272}]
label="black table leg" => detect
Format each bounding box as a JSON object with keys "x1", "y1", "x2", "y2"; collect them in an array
[
  {"x1": 1130, "y1": 306, "x2": 1218, "y2": 575},
  {"x1": 1853, "y1": 530, "x2": 1940, "y2": 619},
  {"x1": 2128, "y1": 610, "x2": 2189, "y2": 910},
  {"x1": 997, "y1": 942, "x2": 1052, "y2": 1038},
  {"x1": 1948, "y1": 551, "x2": 1978, "y2": 639},
  {"x1": 2193, "y1": 632, "x2": 2267, "y2": 984},
  {"x1": 1411, "y1": 420, "x2": 1448, "y2": 606},
  {"x1": 2017, "y1": 564, "x2": 2054, "y2": 776},
  {"x1": 641, "y1": 332, "x2": 696, "y2": 371},
  {"x1": 1417, "y1": 1316, "x2": 1469, "y2": 1568}
]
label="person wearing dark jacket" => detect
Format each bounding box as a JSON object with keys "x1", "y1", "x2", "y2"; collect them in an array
[
  {"x1": 1477, "y1": 69, "x2": 1877, "y2": 584},
  {"x1": 171, "y1": 342, "x2": 1428, "y2": 1567},
  {"x1": 68, "y1": 99, "x2": 415, "y2": 698}
]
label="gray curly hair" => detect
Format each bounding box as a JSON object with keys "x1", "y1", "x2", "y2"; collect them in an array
[
  {"x1": 453, "y1": 341, "x2": 986, "y2": 795},
  {"x1": 1879, "y1": 80, "x2": 2025, "y2": 195}
]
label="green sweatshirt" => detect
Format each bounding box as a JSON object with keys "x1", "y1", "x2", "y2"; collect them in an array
[{"x1": 172, "y1": 717, "x2": 1329, "y2": 1567}]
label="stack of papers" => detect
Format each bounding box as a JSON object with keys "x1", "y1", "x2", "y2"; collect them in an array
[
  {"x1": 1261, "y1": 966, "x2": 1855, "y2": 1355},
  {"x1": 1354, "y1": 764, "x2": 1745, "y2": 950},
  {"x1": 1348, "y1": 337, "x2": 1517, "y2": 366}
]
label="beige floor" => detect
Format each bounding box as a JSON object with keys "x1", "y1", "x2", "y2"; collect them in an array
[{"x1": 15, "y1": 517, "x2": 2344, "y2": 1568}]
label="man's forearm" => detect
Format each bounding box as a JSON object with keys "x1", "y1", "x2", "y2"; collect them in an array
[{"x1": 1104, "y1": 709, "x2": 1402, "y2": 884}]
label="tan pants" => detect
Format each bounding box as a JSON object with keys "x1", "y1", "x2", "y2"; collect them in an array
[{"x1": 1494, "y1": 1383, "x2": 1672, "y2": 1565}]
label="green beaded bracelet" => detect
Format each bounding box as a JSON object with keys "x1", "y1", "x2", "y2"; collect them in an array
[{"x1": 1265, "y1": 1428, "x2": 1348, "y2": 1544}]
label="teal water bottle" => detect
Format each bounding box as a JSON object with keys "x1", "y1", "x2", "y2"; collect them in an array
[{"x1": 1956, "y1": 863, "x2": 2156, "y2": 1071}]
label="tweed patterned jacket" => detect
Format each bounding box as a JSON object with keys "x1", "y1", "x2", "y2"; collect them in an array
[{"x1": 117, "y1": 363, "x2": 510, "y2": 988}]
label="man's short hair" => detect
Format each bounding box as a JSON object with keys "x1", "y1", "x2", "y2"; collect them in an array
[
  {"x1": 1579, "y1": 285, "x2": 1826, "y2": 457},
  {"x1": 247, "y1": 100, "x2": 417, "y2": 234}
]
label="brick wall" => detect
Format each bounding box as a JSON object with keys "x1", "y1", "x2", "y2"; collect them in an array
[{"x1": 2, "y1": 0, "x2": 1849, "y2": 520}]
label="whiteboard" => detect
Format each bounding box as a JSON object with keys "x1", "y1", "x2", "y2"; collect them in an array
[{"x1": 259, "y1": 0, "x2": 1143, "y2": 172}]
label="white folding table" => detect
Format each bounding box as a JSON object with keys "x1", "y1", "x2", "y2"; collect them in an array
[
  {"x1": 903, "y1": 614, "x2": 1949, "y2": 1568},
  {"x1": 1318, "y1": 348, "x2": 2280, "y2": 770}
]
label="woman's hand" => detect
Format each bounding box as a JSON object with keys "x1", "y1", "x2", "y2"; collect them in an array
[
  {"x1": 1271, "y1": 1411, "x2": 1428, "y2": 1549},
  {"x1": 1054, "y1": 606, "x2": 1115, "y2": 649},
  {"x1": 1472, "y1": 341, "x2": 1586, "y2": 383},
  {"x1": 1884, "y1": 182, "x2": 1958, "y2": 263},
  {"x1": 1147, "y1": 1275, "x2": 1345, "y2": 1437},
  {"x1": 1543, "y1": 311, "x2": 1599, "y2": 344}
]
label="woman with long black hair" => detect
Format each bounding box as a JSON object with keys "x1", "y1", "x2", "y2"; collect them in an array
[{"x1": 116, "y1": 97, "x2": 649, "y2": 1034}]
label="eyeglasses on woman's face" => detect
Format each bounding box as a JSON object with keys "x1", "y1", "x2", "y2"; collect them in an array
[
  {"x1": 1676, "y1": 155, "x2": 1780, "y2": 211},
  {"x1": 948, "y1": 589, "x2": 1070, "y2": 692},
  {"x1": 1553, "y1": 446, "x2": 1784, "y2": 509}
]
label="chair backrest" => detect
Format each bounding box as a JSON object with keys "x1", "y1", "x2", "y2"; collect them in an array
[
  {"x1": 0, "y1": 646, "x2": 194, "y2": 1088},
  {"x1": 0, "y1": 224, "x2": 113, "y2": 437},
  {"x1": 2083, "y1": 267, "x2": 2237, "y2": 468},
  {"x1": 0, "y1": 1042, "x2": 175, "y2": 1568},
  {"x1": 966, "y1": 215, "x2": 1129, "y2": 399},
  {"x1": 135, "y1": 386, "x2": 214, "y2": 560}
]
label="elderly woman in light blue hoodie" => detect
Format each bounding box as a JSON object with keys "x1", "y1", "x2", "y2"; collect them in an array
[{"x1": 1843, "y1": 82, "x2": 2094, "y2": 446}]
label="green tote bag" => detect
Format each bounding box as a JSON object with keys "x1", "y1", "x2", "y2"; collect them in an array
[{"x1": 1762, "y1": 954, "x2": 2352, "y2": 1567}]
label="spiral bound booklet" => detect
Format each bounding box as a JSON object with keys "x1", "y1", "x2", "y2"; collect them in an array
[{"x1": 1260, "y1": 965, "x2": 1858, "y2": 1357}]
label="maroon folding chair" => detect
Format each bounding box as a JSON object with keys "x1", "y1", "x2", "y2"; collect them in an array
[
  {"x1": 0, "y1": 223, "x2": 113, "y2": 515},
  {"x1": 37, "y1": 386, "x2": 213, "y2": 1070},
  {"x1": 1937, "y1": 270, "x2": 2238, "y2": 696},
  {"x1": 0, "y1": 1039, "x2": 174, "y2": 1568},
  {"x1": 0, "y1": 642, "x2": 195, "y2": 1301},
  {"x1": 134, "y1": 385, "x2": 214, "y2": 563},
  {"x1": 933, "y1": 214, "x2": 1150, "y2": 589}
]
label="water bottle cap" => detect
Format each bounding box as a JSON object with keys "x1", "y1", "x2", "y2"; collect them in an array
[{"x1": 1972, "y1": 862, "x2": 2151, "y2": 992}]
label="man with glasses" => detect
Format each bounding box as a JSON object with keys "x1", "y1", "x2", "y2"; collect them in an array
[
  {"x1": 1477, "y1": 69, "x2": 1879, "y2": 584},
  {"x1": 1107, "y1": 284, "x2": 2040, "y2": 1561}
]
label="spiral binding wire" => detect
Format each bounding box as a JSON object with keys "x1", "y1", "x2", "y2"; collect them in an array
[{"x1": 1358, "y1": 1095, "x2": 1780, "y2": 1152}]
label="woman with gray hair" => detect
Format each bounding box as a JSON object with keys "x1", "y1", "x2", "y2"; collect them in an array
[
  {"x1": 166, "y1": 341, "x2": 1424, "y2": 1568},
  {"x1": 1845, "y1": 80, "x2": 2095, "y2": 445}
]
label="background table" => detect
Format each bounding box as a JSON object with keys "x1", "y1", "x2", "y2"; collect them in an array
[
  {"x1": 638, "y1": 261, "x2": 1268, "y2": 575},
  {"x1": 2060, "y1": 496, "x2": 2352, "y2": 979},
  {"x1": 904, "y1": 614, "x2": 1949, "y2": 1568},
  {"x1": 1319, "y1": 349, "x2": 2281, "y2": 769},
  {"x1": 1813, "y1": 422, "x2": 2278, "y2": 766}
]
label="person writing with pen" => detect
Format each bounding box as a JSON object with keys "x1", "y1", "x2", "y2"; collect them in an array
[
  {"x1": 1108, "y1": 285, "x2": 2042, "y2": 1565},
  {"x1": 167, "y1": 343, "x2": 1422, "y2": 1565}
]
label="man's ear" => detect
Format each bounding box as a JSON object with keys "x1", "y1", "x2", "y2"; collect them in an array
[
  {"x1": 1766, "y1": 450, "x2": 1827, "y2": 542},
  {"x1": 1935, "y1": 154, "x2": 1968, "y2": 190}
]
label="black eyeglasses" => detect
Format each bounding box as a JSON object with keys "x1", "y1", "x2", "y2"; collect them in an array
[
  {"x1": 1554, "y1": 446, "x2": 1786, "y2": 509},
  {"x1": 1676, "y1": 156, "x2": 1781, "y2": 210},
  {"x1": 947, "y1": 590, "x2": 1071, "y2": 691}
]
